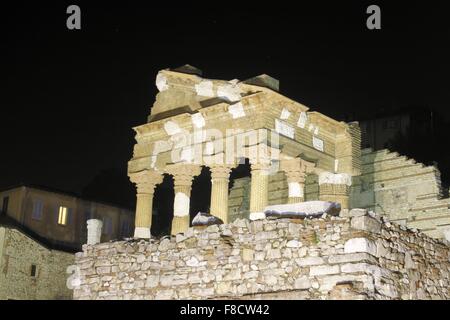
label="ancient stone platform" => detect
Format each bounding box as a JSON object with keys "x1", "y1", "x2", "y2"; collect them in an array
[{"x1": 72, "y1": 209, "x2": 450, "y2": 300}]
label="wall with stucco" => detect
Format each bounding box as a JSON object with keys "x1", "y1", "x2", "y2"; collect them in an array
[{"x1": 0, "y1": 226, "x2": 74, "y2": 300}]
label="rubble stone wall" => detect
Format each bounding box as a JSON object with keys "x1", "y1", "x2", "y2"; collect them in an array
[{"x1": 72, "y1": 209, "x2": 450, "y2": 300}]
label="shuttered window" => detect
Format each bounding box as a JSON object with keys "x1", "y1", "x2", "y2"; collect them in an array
[{"x1": 32, "y1": 200, "x2": 43, "y2": 220}]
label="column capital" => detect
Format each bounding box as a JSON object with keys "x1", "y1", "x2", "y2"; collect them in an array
[
  {"x1": 166, "y1": 163, "x2": 201, "y2": 187},
  {"x1": 250, "y1": 162, "x2": 272, "y2": 172},
  {"x1": 129, "y1": 170, "x2": 163, "y2": 194},
  {"x1": 209, "y1": 164, "x2": 235, "y2": 180}
]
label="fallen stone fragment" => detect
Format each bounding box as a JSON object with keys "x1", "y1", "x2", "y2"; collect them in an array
[
  {"x1": 264, "y1": 201, "x2": 341, "y2": 219},
  {"x1": 192, "y1": 212, "x2": 224, "y2": 226}
]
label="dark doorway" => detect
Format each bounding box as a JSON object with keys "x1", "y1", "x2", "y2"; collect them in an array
[
  {"x1": 190, "y1": 166, "x2": 212, "y2": 222},
  {"x1": 1, "y1": 196, "x2": 8, "y2": 216},
  {"x1": 152, "y1": 174, "x2": 174, "y2": 237},
  {"x1": 230, "y1": 158, "x2": 251, "y2": 183},
  {"x1": 228, "y1": 159, "x2": 252, "y2": 219}
]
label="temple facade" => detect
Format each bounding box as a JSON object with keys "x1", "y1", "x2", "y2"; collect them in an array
[{"x1": 128, "y1": 65, "x2": 361, "y2": 238}]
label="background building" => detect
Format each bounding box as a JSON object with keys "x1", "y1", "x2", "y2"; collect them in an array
[
  {"x1": 0, "y1": 185, "x2": 135, "y2": 251},
  {"x1": 357, "y1": 106, "x2": 436, "y2": 150}
]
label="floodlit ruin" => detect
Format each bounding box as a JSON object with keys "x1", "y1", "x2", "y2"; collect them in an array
[
  {"x1": 127, "y1": 65, "x2": 450, "y2": 241},
  {"x1": 71, "y1": 66, "x2": 450, "y2": 300},
  {"x1": 127, "y1": 65, "x2": 361, "y2": 237}
]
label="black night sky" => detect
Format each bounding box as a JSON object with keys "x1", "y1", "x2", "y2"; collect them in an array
[{"x1": 3, "y1": 1, "x2": 450, "y2": 210}]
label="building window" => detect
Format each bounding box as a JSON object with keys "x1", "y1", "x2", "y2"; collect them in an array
[
  {"x1": 30, "y1": 264, "x2": 37, "y2": 277},
  {"x1": 388, "y1": 118, "x2": 399, "y2": 129},
  {"x1": 85, "y1": 211, "x2": 93, "y2": 223},
  {"x1": 32, "y1": 200, "x2": 44, "y2": 220},
  {"x1": 57, "y1": 206, "x2": 68, "y2": 225},
  {"x1": 103, "y1": 217, "x2": 113, "y2": 235},
  {"x1": 1, "y1": 196, "x2": 9, "y2": 215}
]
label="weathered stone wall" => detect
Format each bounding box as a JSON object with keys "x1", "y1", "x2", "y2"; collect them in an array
[
  {"x1": 0, "y1": 226, "x2": 74, "y2": 300},
  {"x1": 229, "y1": 148, "x2": 450, "y2": 240},
  {"x1": 72, "y1": 209, "x2": 450, "y2": 300},
  {"x1": 351, "y1": 148, "x2": 450, "y2": 239}
]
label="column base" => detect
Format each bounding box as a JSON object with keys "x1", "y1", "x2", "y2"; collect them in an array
[
  {"x1": 249, "y1": 212, "x2": 266, "y2": 221},
  {"x1": 134, "y1": 227, "x2": 151, "y2": 239},
  {"x1": 319, "y1": 183, "x2": 350, "y2": 209},
  {"x1": 288, "y1": 197, "x2": 305, "y2": 204},
  {"x1": 171, "y1": 215, "x2": 190, "y2": 235}
]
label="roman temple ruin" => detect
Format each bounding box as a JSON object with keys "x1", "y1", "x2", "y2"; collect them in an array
[{"x1": 127, "y1": 65, "x2": 450, "y2": 241}]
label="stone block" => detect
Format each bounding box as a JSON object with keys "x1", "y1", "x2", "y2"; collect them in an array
[
  {"x1": 145, "y1": 275, "x2": 159, "y2": 288},
  {"x1": 340, "y1": 263, "x2": 371, "y2": 273},
  {"x1": 223, "y1": 269, "x2": 241, "y2": 281},
  {"x1": 242, "y1": 248, "x2": 254, "y2": 262},
  {"x1": 328, "y1": 253, "x2": 377, "y2": 265},
  {"x1": 192, "y1": 287, "x2": 215, "y2": 297},
  {"x1": 216, "y1": 281, "x2": 233, "y2": 295},
  {"x1": 288, "y1": 223, "x2": 302, "y2": 236},
  {"x1": 243, "y1": 271, "x2": 259, "y2": 279},
  {"x1": 344, "y1": 238, "x2": 377, "y2": 256},
  {"x1": 351, "y1": 215, "x2": 381, "y2": 234},
  {"x1": 295, "y1": 256, "x2": 324, "y2": 266},
  {"x1": 294, "y1": 276, "x2": 311, "y2": 290},
  {"x1": 266, "y1": 248, "x2": 281, "y2": 259},
  {"x1": 186, "y1": 256, "x2": 200, "y2": 267},
  {"x1": 404, "y1": 251, "x2": 417, "y2": 269},
  {"x1": 286, "y1": 240, "x2": 302, "y2": 248},
  {"x1": 309, "y1": 265, "x2": 340, "y2": 276},
  {"x1": 348, "y1": 208, "x2": 368, "y2": 217},
  {"x1": 155, "y1": 289, "x2": 175, "y2": 300},
  {"x1": 96, "y1": 266, "x2": 111, "y2": 274}
]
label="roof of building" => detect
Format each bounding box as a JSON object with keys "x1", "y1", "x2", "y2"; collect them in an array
[
  {"x1": 0, "y1": 214, "x2": 79, "y2": 253},
  {"x1": 170, "y1": 64, "x2": 203, "y2": 76},
  {"x1": 355, "y1": 106, "x2": 434, "y2": 122}
]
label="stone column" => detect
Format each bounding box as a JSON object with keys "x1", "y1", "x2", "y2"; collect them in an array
[
  {"x1": 318, "y1": 172, "x2": 352, "y2": 209},
  {"x1": 209, "y1": 165, "x2": 234, "y2": 224},
  {"x1": 249, "y1": 163, "x2": 271, "y2": 220},
  {"x1": 281, "y1": 158, "x2": 314, "y2": 204},
  {"x1": 86, "y1": 219, "x2": 103, "y2": 245},
  {"x1": 129, "y1": 170, "x2": 163, "y2": 239},
  {"x1": 166, "y1": 164, "x2": 201, "y2": 235}
]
